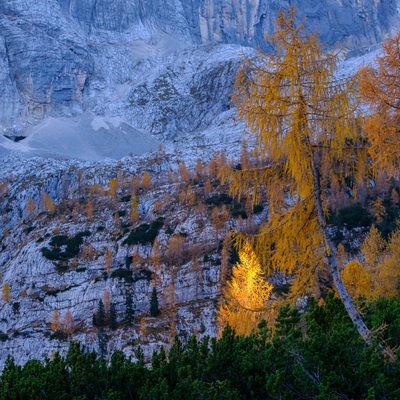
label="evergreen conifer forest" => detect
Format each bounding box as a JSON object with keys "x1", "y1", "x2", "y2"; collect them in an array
[{"x1": 1, "y1": 294, "x2": 400, "y2": 399}]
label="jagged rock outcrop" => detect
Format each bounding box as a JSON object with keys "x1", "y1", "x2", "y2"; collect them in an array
[{"x1": 0, "y1": 0, "x2": 399, "y2": 139}]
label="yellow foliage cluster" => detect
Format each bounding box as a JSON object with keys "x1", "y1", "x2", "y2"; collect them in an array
[
  {"x1": 218, "y1": 242, "x2": 273, "y2": 336},
  {"x1": 220, "y1": 8, "x2": 362, "y2": 303},
  {"x1": 218, "y1": 9, "x2": 383, "y2": 344},
  {"x1": 340, "y1": 226, "x2": 400, "y2": 299},
  {"x1": 341, "y1": 260, "x2": 371, "y2": 299},
  {"x1": 358, "y1": 32, "x2": 400, "y2": 177},
  {"x1": 2, "y1": 282, "x2": 11, "y2": 302},
  {"x1": 43, "y1": 193, "x2": 55, "y2": 214}
]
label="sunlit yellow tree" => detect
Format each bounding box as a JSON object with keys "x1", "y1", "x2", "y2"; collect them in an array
[
  {"x1": 223, "y1": 8, "x2": 374, "y2": 344},
  {"x1": 362, "y1": 226, "x2": 400, "y2": 298},
  {"x1": 109, "y1": 178, "x2": 119, "y2": 198},
  {"x1": 218, "y1": 242, "x2": 273, "y2": 335},
  {"x1": 341, "y1": 260, "x2": 372, "y2": 299}
]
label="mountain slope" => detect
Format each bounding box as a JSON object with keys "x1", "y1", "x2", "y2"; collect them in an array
[{"x1": 0, "y1": 0, "x2": 399, "y2": 146}]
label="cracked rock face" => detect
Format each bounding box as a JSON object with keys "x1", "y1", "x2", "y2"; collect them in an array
[{"x1": 0, "y1": 0, "x2": 398, "y2": 138}]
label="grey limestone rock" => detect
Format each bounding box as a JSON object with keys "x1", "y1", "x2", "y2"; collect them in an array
[{"x1": 0, "y1": 0, "x2": 399, "y2": 139}]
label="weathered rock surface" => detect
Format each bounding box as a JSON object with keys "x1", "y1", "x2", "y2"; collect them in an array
[
  {"x1": 0, "y1": 0, "x2": 398, "y2": 141},
  {"x1": 0, "y1": 153, "x2": 229, "y2": 368}
]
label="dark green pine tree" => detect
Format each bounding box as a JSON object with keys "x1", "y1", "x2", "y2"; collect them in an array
[
  {"x1": 125, "y1": 292, "x2": 134, "y2": 326},
  {"x1": 97, "y1": 299, "x2": 105, "y2": 327},
  {"x1": 150, "y1": 287, "x2": 159, "y2": 317},
  {"x1": 109, "y1": 302, "x2": 117, "y2": 330},
  {"x1": 95, "y1": 299, "x2": 108, "y2": 358},
  {"x1": 98, "y1": 327, "x2": 108, "y2": 359}
]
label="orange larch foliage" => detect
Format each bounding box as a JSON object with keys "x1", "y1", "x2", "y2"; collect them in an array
[
  {"x1": 222, "y1": 8, "x2": 374, "y2": 344},
  {"x1": 43, "y1": 193, "x2": 55, "y2": 214},
  {"x1": 358, "y1": 32, "x2": 400, "y2": 176},
  {"x1": 2, "y1": 282, "x2": 11, "y2": 302},
  {"x1": 109, "y1": 177, "x2": 119, "y2": 197},
  {"x1": 51, "y1": 309, "x2": 61, "y2": 331},
  {"x1": 218, "y1": 242, "x2": 273, "y2": 335}
]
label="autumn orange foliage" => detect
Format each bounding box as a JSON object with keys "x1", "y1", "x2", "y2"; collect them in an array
[
  {"x1": 218, "y1": 242, "x2": 273, "y2": 336},
  {"x1": 358, "y1": 32, "x2": 400, "y2": 176},
  {"x1": 222, "y1": 8, "x2": 374, "y2": 344}
]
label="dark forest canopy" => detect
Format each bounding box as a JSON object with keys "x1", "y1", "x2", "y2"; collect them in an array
[{"x1": 1, "y1": 295, "x2": 400, "y2": 400}]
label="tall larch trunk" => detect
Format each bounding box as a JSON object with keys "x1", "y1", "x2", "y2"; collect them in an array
[{"x1": 311, "y1": 162, "x2": 374, "y2": 345}]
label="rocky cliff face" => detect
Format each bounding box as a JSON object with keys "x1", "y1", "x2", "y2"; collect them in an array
[
  {"x1": 0, "y1": 150, "x2": 245, "y2": 368},
  {"x1": 0, "y1": 0, "x2": 399, "y2": 139}
]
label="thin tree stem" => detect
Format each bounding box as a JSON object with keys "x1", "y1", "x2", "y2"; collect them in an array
[{"x1": 311, "y1": 161, "x2": 374, "y2": 345}]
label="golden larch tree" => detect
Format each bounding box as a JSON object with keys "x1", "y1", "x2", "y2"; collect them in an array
[
  {"x1": 151, "y1": 237, "x2": 162, "y2": 275},
  {"x1": 362, "y1": 228, "x2": 400, "y2": 298},
  {"x1": 194, "y1": 159, "x2": 205, "y2": 181},
  {"x1": 178, "y1": 161, "x2": 190, "y2": 183},
  {"x1": 25, "y1": 197, "x2": 36, "y2": 218},
  {"x1": 204, "y1": 179, "x2": 213, "y2": 196},
  {"x1": 218, "y1": 242, "x2": 273, "y2": 336},
  {"x1": 166, "y1": 235, "x2": 186, "y2": 265},
  {"x1": 85, "y1": 199, "x2": 93, "y2": 220},
  {"x1": 109, "y1": 177, "x2": 119, "y2": 198},
  {"x1": 0, "y1": 181, "x2": 9, "y2": 197},
  {"x1": 43, "y1": 193, "x2": 55, "y2": 214},
  {"x1": 103, "y1": 289, "x2": 111, "y2": 314},
  {"x1": 220, "y1": 233, "x2": 232, "y2": 284},
  {"x1": 141, "y1": 172, "x2": 152, "y2": 191},
  {"x1": 105, "y1": 250, "x2": 113, "y2": 274},
  {"x1": 62, "y1": 310, "x2": 75, "y2": 335},
  {"x1": 130, "y1": 195, "x2": 140, "y2": 223},
  {"x1": 358, "y1": 32, "x2": 400, "y2": 176},
  {"x1": 341, "y1": 260, "x2": 372, "y2": 299},
  {"x1": 2, "y1": 282, "x2": 11, "y2": 302},
  {"x1": 51, "y1": 309, "x2": 61, "y2": 331},
  {"x1": 361, "y1": 225, "x2": 386, "y2": 278},
  {"x1": 224, "y1": 8, "x2": 374, "y2": 344}
]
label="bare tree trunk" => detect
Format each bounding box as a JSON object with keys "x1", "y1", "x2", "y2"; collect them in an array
[{"x1": 311, "y1": 162, "x2": 374, "y2": 345}]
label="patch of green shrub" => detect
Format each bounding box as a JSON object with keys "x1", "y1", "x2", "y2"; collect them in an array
[
  {"x1": 125, "y1": 256, "x2": 132, "y2": 268},
  {"x1": 165, "y1": 226, "x2": 174, "y2": 235},
  {"x1": 231, "y1": 203, "x2": 247, "y2": 219},
  {"x1": 328, "y1": 204, "x2": 372, "y2": 230},
  {"x1": 41, "y1": 231, "x2": 91, "y2": 261},
  {"x1": 120, "y1": 195, "x2": 131, "y2": 203},
  {"x1": 124, "y1": 217, "x2": 164, "y2": 245},
  {"x1": 205, "y1": 193, "x2": 233, "y2": 206},
  {"x1": 12, "y1": 302, "x2": 20, "y2": 314},
  {"x1": 3, "y1": 295, "x2": 400, "y2": 399},
  {"x1": 253, "y1": 204, "x2": 264, "y2": 214},
  {"x1": 50, "y1": 331, "x2": 67, "y2": 341},
  {"x1": 23, "y1": 226, "x2": 35, "y2": 234},
  {"x1": 111, "y1": 269, "x2": 133, "y2": 283}
]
